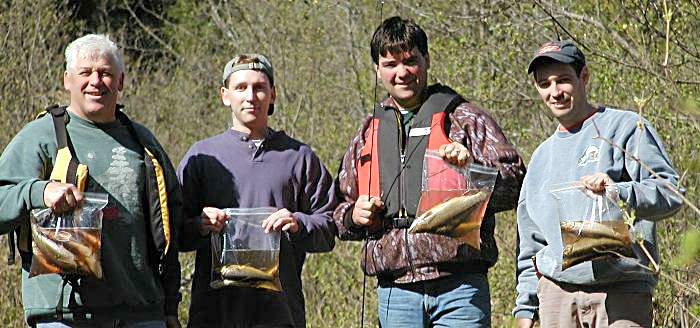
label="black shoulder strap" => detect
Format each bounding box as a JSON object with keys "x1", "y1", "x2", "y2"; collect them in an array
[
  {"x1": 45, "y1": 104, "x2": 80, "y2": 185},
  {"x1": 115, "y1": 106, "x2": 149, "y2": 150},
  {"x1": 422, "y1": 84, "x2": 464, "y2": 116},
  {"x1": 45, "y1": 105, "x2": 69, "y2": 149}
]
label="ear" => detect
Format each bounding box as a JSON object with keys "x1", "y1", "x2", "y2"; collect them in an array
[
  {"x1": 63, "y1": 71, "x2": 70, "y2": 91},
  {"x1": 580, "y1": 65, "x2": 589, "y2": 86},
  {"x1": 271, "y1": 86, "x2": 276, "y2": 104},
  {"x1": 220, "y1": 87, "x2": 231, "y2": 106},
  {"x1": 375, "y1": 64, "x2": 380, "y2": 79},
  {"x1": 425, "y1": 53, "x2": 430, "y2": 70}
]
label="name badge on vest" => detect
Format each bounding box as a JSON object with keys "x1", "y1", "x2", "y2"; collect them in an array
[{"x1": 409, "y1": 127, "x2": 431, "y2": 137}]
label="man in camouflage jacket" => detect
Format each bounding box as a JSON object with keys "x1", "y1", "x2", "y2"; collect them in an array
[{"x1": 333, "y1": 16, "x2": 526, "y2": 327}]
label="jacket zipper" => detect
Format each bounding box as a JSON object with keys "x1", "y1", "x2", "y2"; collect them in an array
[{"x1": 393, "y1": 109, "x2": 416, "y2": 281}]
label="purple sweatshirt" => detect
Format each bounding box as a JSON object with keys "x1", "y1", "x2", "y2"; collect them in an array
[{"x1": 177, "y1": 128, "x2": 337, "y2": 328}]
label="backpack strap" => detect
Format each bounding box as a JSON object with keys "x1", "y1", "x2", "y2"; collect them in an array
[
  {"x1": 11, "y1": 106, "x2": 89, "y2": 259},
  {"x1": 45, "y1": 105, "x2": 80, "y2": 186}
]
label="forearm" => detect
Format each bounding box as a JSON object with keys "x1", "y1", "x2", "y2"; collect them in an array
[
  {"x1": 617, "y1": 179, "x2": 683, "y2": 219},
  {"x1": 178, "y1": 214, "x2": 207, "y2": 251},
  {"x1": 291, "y1": 211, "x2": 336, "y2": 252},
  {"x1": 333, "y1": 119, "x2": 372, "y2": 241},
  {"x1": 0, "y1": 179, "x2": 48, "y2": 233},
  {"x1": 448, "y1": 105, "x2": 526, "y2": 213},
  {"x1": 513, "y1": 199, "x2": 542, "y2": 320},
  {"x1": 619, "y1": 124, "x2": 684, "y2": 219},
  {"x1": 162, "y1": 244, "x2": 182, "y2": 316},
  {"x1": 333, "y1": 199, "x2": 367, "y2": 241},
  {"x1": 489, "y1": 161, "x2": 526, "y2": 213}
]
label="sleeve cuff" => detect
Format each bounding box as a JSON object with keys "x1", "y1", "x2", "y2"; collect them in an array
[
  {"x1": 29, "y1": 180, "x2": 49, "y2": 209},
  {"x1": 289, "y1": 213, "x2": 308, "y2": 241},
  {"x1": 513, "y1": 309, "x2": 536, "y2": 319},
  {"x1": 615, "y1": 182, "x2": 631, "y2": 204},
  {"x1": 342, "y1": 205, "x2": 366, "y2": 235}
]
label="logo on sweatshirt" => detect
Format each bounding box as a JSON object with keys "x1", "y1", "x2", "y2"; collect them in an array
[{"x1": 578, "y1": 145, "x2": 600, "y2": 166}]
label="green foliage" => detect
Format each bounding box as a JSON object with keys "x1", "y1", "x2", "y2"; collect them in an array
[
  {"x1": 674, "y1": 230, "x2": 700, "y2": 266},
  {"x1": 1, "y1": 0, "x2": 699, "y2": 326}
]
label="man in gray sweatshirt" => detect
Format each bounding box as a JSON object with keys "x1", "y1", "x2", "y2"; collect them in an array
[{"x1": 514, "y1": 40, "x2": 683, "y2": 327}]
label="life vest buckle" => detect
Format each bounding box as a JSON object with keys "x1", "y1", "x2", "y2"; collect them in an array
[{"x1": 392, "y1": 217, "x2": 411, "y2": 229}]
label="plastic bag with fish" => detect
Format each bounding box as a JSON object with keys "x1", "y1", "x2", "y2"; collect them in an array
[
  {"x1": 550, "y1": 182, "x2": 634, "y2": 270},
  {"x1": 210, "y1": 207, "x2": 282, "y2": 292},
  {"x1": 29, "y1": 192, "x2": 108, "y2": 278},
  {"x1": 409, "y1": 150, "x2": 498, "y2": 249}
]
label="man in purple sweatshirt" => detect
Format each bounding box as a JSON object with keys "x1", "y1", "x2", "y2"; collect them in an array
[{"x1": 177, "y1": 54, "x2": 338, "y2": 327}]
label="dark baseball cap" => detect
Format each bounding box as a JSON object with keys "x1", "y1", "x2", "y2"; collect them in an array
[{"x1": 527, "y1": 40, "x2": 586, "y2": 74}]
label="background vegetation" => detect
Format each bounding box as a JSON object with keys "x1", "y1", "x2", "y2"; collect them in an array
[{"x1": 1, "y1": 0, "x2": 699, "y2": 326}]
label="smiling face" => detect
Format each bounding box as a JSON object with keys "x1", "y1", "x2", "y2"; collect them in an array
[
  {"x1": 375, "y1": 47, "x2": 430, "y2": 109},
  {"x1": 221, "y1": 69, "x2": 275, "y2": 138},
  {"x1": 534, "y1": 62, "x2": 591, "y2": 127},
  {"x1": 63, "y1": 53, "x2": 123, "y2": 123}
]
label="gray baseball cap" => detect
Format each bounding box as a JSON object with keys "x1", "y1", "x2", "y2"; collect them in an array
[
  {"x1": 221, "y1": 53, "x2": 275, "y2": 87},
  {"x1": 527, "y1": 40, "x2": 586, "y2": 74}
]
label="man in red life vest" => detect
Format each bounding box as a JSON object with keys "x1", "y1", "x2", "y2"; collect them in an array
[{"x1": 333, "y1": 16, "x2": 526, "y2": 327}]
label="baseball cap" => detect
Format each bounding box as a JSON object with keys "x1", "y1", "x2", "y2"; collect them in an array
[
  {"x1": 221, "y1": 53, "x2": 275, "y2": 87},
  {"x1": 221, "y1": 53, "x2": 276, "y2": 115},
  {"x1": 527, "y1": 40, "x2": 586, "y2": 74}
]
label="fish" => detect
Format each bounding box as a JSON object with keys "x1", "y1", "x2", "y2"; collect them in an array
[
  {"x1": 31, "y1": 227, "x2": 78, "y2": 272},
  {"x1": 408, "y1": 190, "x2": 489, "y2": 235},
  {"x1": 560, "y1": 221, "x2": 628, "y2": 241},
  {"x1": 29, "y1": 249, "x2": 62, "y2": 277},
  {"x1": 63, "y1": 239, "x2": 102, "y2": 279},
  {"x1": 74, "y1": 228, "x2": 101, "y2": 248},
  {"x1": 210, "y1": 277, "x2": 282, "y2": 292},
  {"x1": 563, "y1": 237, "x2": 629, "y2": 258},
  {"x1": 219, "y1": 264, "x2": 276, "y2": 281},
  {"x1": 561, "y1": 235, "x2": 634, "y2": 269}
]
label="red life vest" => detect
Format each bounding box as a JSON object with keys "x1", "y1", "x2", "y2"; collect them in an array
[
  {"x1": 354, "y1": 85, "x2": 466, "y2": 228},
  {"x1": 357, "y1": 111, "x2": 453, "y2": 198}
]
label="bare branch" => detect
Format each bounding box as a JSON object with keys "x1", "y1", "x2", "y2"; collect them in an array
[
  {"x1": 536, "y1": 0, "x2": 643, "y2": 62},
  {"x1": 122, "y1": 0, "x2": 182, "y2": 61},
  {"x1": 661, "y1": 0, "x2": 671, "y2": 73},
  {"x1": 207, "y1": 0, "x2": 239, "y2": 42},
  {"x1": 675, "y1": 80, "x2": 700, "y2": 85}
]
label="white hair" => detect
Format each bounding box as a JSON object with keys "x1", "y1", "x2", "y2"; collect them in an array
[{"x1": 64, "y1": 34, "x2": 124, "y2": 73}]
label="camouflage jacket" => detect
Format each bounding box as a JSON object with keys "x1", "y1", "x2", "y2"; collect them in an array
[{"x1": 334, "y1": 93, "x2": 526, "y2": 283}]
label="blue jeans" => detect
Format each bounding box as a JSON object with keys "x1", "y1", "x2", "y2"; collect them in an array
[
  {"x1": 35, "y1": 320, "x2": 165, "y2": 328},
  {"x1": 377, "y1": 272, "x2": 491, "y2": 328}
]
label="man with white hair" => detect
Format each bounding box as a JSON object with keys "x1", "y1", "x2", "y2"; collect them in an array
[{"x1": 0, "y1": 34, "x2": 182, "y2": 327}]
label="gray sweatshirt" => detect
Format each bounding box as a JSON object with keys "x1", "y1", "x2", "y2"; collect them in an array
[
  {"x1": 513, "y1": 107, "x2": 683, "y2": 319},
  {"x1": 177, "y1": 128, "x2": 337, "y2": 328}
]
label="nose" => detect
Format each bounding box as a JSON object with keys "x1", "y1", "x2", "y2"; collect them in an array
[
  {"x1": 88, "y1": 71, "x2": 102, "y2": 86},
  {"x1": 244, "y1": 86, "x2": 256, "y2": 101},
  {"x1": 396, "y1": 64, "x2": 410, "y2": 79},
  {"x1": 549, "y1": 81, "x2": 563, "y2": 98}
]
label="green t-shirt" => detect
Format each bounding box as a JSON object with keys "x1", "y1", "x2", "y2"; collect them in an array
[{"x1": 399, "y1": 107, "x2": 418, "y2": 143}]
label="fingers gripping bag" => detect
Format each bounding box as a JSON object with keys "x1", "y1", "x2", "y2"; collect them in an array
[
  {"x1": 549, "y1": 182, "x2": 634, "y2": 270},
  {"x1": 409, "y1": 150, "x2": 498, "y2": 249},
  {"x1": 210, "y1": 207, "x2": 282, "y2": 292},
  {"x1": 29, "y1": 192, "x2": 108, "y2": 278}
]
